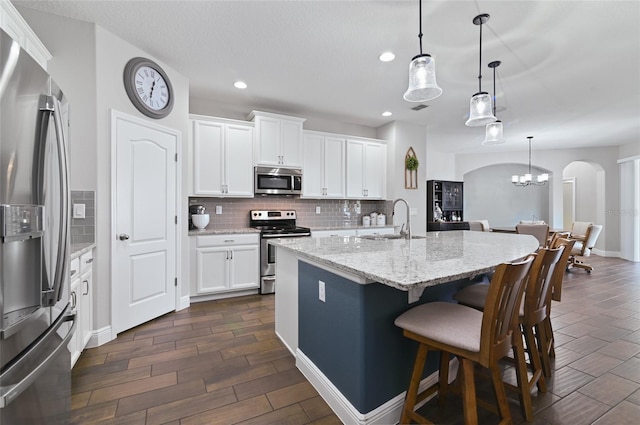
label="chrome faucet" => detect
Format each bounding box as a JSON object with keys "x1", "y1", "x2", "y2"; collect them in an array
[{"x1": 393, "y1": 198, "x2": 411, "y2": 240}]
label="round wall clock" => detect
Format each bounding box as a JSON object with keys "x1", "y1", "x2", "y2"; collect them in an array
[{"x1": 123, "y1": 57, "x2": 174, "y2": 119}]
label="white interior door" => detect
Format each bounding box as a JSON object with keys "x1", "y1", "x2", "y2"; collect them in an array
[{"x1": 113, "y1": 112, "x2": 178, "y2": 335}]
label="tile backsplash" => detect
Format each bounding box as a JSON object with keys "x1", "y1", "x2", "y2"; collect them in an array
[
  {"x1": 189, "y1": 197, "x2": 394, "y2": 230},
  {"x1": 71, "y1": 191, "x2": 95, "y2": 244}
]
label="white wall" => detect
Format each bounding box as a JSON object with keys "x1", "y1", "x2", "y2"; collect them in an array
[
  {"x1": 563, "y1": 161, "x2": 599, "y2": 224},
  {"x1": 378, "y1": 121, "x2": 427, "y2": 234},
  {"x1": 21, "y1": 8, "x2": 191, "y2": 335},
  {"x1": 456, "y1": 146, "x2": 621, "y2": 255}
]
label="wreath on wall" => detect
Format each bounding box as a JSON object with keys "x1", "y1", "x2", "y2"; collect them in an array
[{"x1": 405, "y1": 147, "x2": 419, "y2": 189}]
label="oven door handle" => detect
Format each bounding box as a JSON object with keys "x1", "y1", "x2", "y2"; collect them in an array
[{"x1": 261, "y1": 233, "x2": 311, "y2": 238}]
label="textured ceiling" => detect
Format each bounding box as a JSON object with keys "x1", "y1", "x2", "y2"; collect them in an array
[{"x1": 15, "y1": 0, "x2": 640, "y2": 153}]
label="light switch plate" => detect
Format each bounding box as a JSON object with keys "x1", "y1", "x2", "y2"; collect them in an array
[
  {"x1": 73, "y1": 203, "x2": 85, "y2": 219},
  {"x1": 318, "y1": 280, "x2": 326, "y2": 302},
  {"x1": 410, "y1": 208, "x2": 418, "y2": 216},
  {"x1": 315, "y1": 206, "x2": 321, "y2": 214},
  {"x1": 215, "y1": 206, "x2": 222, "y2": 214}
]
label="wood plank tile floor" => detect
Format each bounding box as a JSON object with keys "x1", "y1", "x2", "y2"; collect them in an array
[{"x1": 72, "y1": 255, "x2": 640, "y2": 425}]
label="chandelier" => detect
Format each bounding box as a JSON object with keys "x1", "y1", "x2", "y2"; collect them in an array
[
  {"x1": 403, "y1": 0, "x2": 442, "y2": 102},
  {"x1": 512, "y1": 137, "x2": 549, "y2": 186}
]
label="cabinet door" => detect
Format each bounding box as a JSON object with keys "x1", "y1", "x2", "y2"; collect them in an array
[
  {"x1": 79, "y1": 267, "x2": 92, "y2": 349},
  {"x1": 196, "y1": 247, "x2": 230, "y2": 293},
  {"x1": 68, "y1": 280, "x2": 81, "y2": 367},
  {"x1": 255, "y1": 116, "x2": 281, "y2": 165},
  {"x1": 364, "y1": 143, "x2": 385, "y2": 199},
  {"x1": 442, "y1": 182, "x2": 463, "y2": 210},
  {"x1": 229, "y1": 245, "x2": 260, "y2": 290},
  {"x1": 225, "y1": 124, "x2": 254, "y2": 197},
  {"x1": 302, "y1": 133, "x2": 324, "y2": 197},
  {"x1": 323, "y1": 137, "x2": 346, "y2": 198},
  {"x1": 346, "y1": 140, "x2": 365, "y2": 198},
  {"x1": 193, "y1": 121, "x2": 224, "y2": 195},
  {"x1": 281, "y1": 120, "x2": 303, "y2": 167}
]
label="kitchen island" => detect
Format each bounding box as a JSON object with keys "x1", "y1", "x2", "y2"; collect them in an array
[{"x1": 271, "y1": 231, "x2": 538, "y2": 425}]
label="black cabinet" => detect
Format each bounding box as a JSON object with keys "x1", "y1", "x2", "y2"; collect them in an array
[{"x1": 427, "y1": 180, "x2": 464, "y2": 223}]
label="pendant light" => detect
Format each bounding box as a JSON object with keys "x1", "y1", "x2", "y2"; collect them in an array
[
  {"x1": 512, "y1": 137, "x2": 549, "y2": 186},
  {"x1": 482, "y1": 60, "x2": 505, "y2": 145},
  {"x1": 403, "y1": 0, "x2": 442, "y2": 102},
  {"x1": 465, "y1": 14, "x2": 496, "y2": 126}
]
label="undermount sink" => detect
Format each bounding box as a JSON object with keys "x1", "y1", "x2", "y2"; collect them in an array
[{"x1": 360, "y1": 234, "x2": 426, "y2": 241}]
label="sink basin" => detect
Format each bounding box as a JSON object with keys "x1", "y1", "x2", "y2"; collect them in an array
[{"x1": 360, "y1": 234, "x2": 426, "y2": 241}]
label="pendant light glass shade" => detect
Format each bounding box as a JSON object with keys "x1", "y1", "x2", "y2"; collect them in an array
[
  {"x1": 466, "y1": 92, "x2": 495, "y2": 126},
  {"x1": 404, "y1": 54, "x2": 442, "y2": 102},
  {"x1": 482, "y1": 120, "x2": 505, "y2": 145},
  {"x1": 512, "y1": 137, "x2": 549, "y2": 186}
]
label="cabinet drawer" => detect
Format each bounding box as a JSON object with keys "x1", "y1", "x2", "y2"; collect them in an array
[
  {"x1": 196, "y1": 233, "x2": 259, "y2": 248},
  {"x1": 80, "y1": 250, "x2": 94, "y2": 272}
]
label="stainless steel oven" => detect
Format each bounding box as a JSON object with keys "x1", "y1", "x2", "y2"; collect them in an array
[
  {"x1": 250, "y1": 210, "x2": 310, "y2": 294},
  {"x1": 254, "y1": 166, "x2": 302, "y2": 195}
]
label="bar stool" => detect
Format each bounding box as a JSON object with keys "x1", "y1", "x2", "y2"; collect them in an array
[
  {"x1": 394, "y1": 256, "x2": 534, "y2": 425},
  {"x1": 453, "y1": 247, "x2": 564, "y2": 421}
]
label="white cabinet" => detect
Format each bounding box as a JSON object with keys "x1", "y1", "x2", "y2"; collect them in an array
[
  {"x1": 302, "y1": 132, "x2": 345, "y2": 198},
  {"x1": 346, "y1": 139, "x2": 387, "y2": 199},
  {"x1": 69, "y1": 249, "x2": 93, "y2": 368},
  {"x1": 248, "y1": 111, "x2": 306, "y2": 167},
  {"x1": 0, "y1": 1, "x2": 52, "y2": 69},
  {"x1": 191, "y1": 117, "x2": 254, "y2": 197},
  {"x1": 191, "y1": 234, "x2": 259, "y2": 295}
]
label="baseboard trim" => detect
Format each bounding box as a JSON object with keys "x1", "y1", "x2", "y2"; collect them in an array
[
  {"x1": 296, "y1": 349, "x2": 456, "y2": 425},
  {"x1": 88, "y1": 326, "x2": 113, "y2": 348},
  {"x1": 593, "y1": 248, "x2": 620, "y2": 258},
  {"x1": 178, "y1": 295, "x2": 190, "y2": 311}
]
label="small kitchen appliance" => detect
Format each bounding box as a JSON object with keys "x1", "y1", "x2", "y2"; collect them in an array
[
  {"x1": 189, "y1": 205, "x2": 206, "y2": 230},
  {"x1": 250, "y1": 210, "x2": 311, "y2": 294}
]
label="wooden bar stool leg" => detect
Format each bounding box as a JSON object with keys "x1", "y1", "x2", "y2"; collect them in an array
[
  {"x1": 539, "y1": 318, "x2": 553, "y2": 377},
  {"x1": 545, "y1": 315, "x2": 556, "y2": 358},
  {"x1": 524, "y1": 324, "x2": 547, "y2": 393},
  {"x1": 460, "y1": 358, "x2": 479, "y2": 425},
  {"x1": 490, "y1": 362, "x2": 512, "y2": 424},
  {"x1": 512, "y1": 329, "x2": 534, "y2": 422},
  {"x1": 400, "y1": 343, "x2": 428, "y2": 424},
  {"x1": 438, "y1": 351, "x2": 450, "y2": 407}
]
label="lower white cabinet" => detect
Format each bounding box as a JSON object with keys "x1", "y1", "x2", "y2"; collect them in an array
[
  {"x1": 191, "y1": 234, "x2": 259, "y2": 295},
  {"x1": 69, "y1": 249, "x2": 93, "y2": 368}
]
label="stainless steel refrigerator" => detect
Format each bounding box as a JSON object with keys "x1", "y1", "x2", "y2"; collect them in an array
[{"x1": 0, "y1": 29, "x2": 75, "y2": 424}]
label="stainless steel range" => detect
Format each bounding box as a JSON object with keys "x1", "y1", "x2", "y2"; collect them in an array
[{"x1": 250, "y1": 210, "x2": 311, "y2": 294}]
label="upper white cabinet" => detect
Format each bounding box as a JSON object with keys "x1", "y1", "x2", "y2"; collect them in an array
[
  {"x1": 346, "y1": 139, "x2": 387, "y2": 199},
  {"x1": 248, "y1": 111, "x2": 306, "y2": 167},
  {"x1": 1, "y1": 2, "x2": 52, "y2": 69},
  {"x1": 191, "y1": 116, "x2": 254, "y2": 197},
  {"x1": 302, "y1": 131, "x2": 345, "y2": 199}
]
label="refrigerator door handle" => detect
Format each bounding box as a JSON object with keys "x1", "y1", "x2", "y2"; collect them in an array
[
  {"x1": 49, "y1": 95, "x2": 70, "y2": 305},
  {"x1": 0, "y1": 304, "x2": 76, "y2": 408}
]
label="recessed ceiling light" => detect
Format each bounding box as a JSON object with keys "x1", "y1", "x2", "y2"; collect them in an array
[
  {"x1": 382, "y1": 111, "x2": 393, "y2": 117},
  {"x1": 379, "y1": 52, "x2": 395, "y2": 62},
  {"x1": 234, "y1": 81, "x2": 247, "y2": 89}
]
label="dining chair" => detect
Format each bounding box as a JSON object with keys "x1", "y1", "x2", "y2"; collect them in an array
[
  {"x1": 516, "y1": 223, "x2": 549, "y2": 248},
  {"x1": 452, "y1": 247, "x2": 563, "y2": 421},
  {"x1": 395, "y1": 256, "x2": 534, "y2": 425},
  {"x1": 468, "y1": 220, "x2": 491, "y2": 232},
  {"x1": 568, "y1": 224, "x2": 603, "y2": 273}
]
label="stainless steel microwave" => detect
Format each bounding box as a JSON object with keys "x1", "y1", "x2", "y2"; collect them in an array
[{"x1": 254, "y1": 166, "x2": 302, "y2": 195}]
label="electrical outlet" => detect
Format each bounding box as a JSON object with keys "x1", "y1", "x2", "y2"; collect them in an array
[
  {"x1": 316, "y1": 206, "x2": 321, "y2": 214},
  {"x1": 318, "y1": 280, "x2": 326, "y2": 302},
  {"x1": 215, "y1": 205, "x2": 222, "y2": 214},
  {"x1": 73, "y1": 203, "x2": 86, "y2": 219},
  {"x1": 410, "y1": 208, "x2": 418, "y2": 216}
]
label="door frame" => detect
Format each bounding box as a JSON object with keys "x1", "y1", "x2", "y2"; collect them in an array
[{"x1": 110, "y1": 110, "x2": 182, "y2": 338}]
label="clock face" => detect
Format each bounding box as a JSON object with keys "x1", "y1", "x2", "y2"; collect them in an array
[
  {"x1": 134, "y1": 66, "x2": 170, "y2": 111},
  {"x1": 124, "y1": 57, "x2": 174, "y2": 119}
]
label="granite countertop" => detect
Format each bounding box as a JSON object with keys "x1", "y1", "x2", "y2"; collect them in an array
[
  {"x1": 310, "y1": 225, "x2": 397, "y2": 231},
  {"x1": 270, "y1": 231, "x2": 539, "y2": 291},
  {"x1": 188, "y1": 227, "x2": 261, "y2": 236},
  {"x1": 71, "y1": 242, "x2": 96, "y2": 258}
]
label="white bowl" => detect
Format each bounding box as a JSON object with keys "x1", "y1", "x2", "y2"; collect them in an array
[{"x1": 192, "y1": 214, "x2": 210, "y2": 229}]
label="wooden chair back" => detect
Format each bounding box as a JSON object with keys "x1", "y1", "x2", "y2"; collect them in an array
[
  {"x1": 549, "y1": 237, "x2": 577, "y2": 301},
  {"x1": 548, "y1": 231, "x2": 570, "y2": 248},
  {"x1": 523, "y1": 247, "x2": 564, "y2": 326},
  {"x1": 516, "y1": 224, "x2": 550, "y2": 247},
  {"x1": 480, "y1": 255, "x2": 535, "y2": 366}
]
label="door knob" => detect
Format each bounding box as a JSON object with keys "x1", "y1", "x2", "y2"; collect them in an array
[{"x1": 118, "y1": 233, "x2": 130, "y2": 241}]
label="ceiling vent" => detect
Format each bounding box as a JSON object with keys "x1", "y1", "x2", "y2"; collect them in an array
[{"x1": 411, "y1": 104, "x2": 429, "y2": 111}]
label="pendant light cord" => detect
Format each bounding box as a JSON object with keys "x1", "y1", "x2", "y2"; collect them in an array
[
  {"x1": 492, "y1": 65, "x2": 497, "y2": 117},
  {"x1": 477, "y1": 21, "x2": 483, "y2": 92},
  {"x1": 528, "y1": 137, "x2": 533, "y2": 174},
  {"x1": 418, "y1": 0, "x2": 423, "y2": 55}
]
